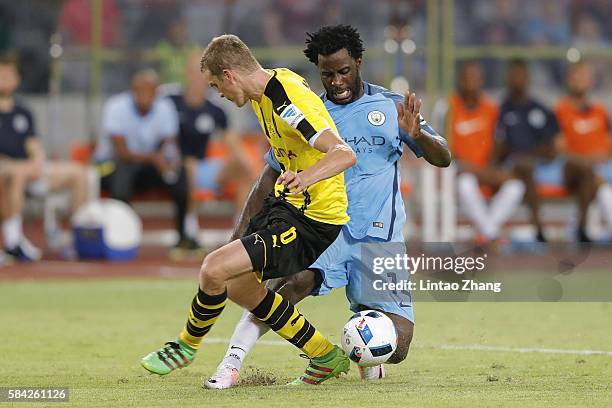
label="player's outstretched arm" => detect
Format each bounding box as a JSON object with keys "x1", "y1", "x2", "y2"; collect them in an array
[
  {"x1": 278, "y1": 130, "x2": 356, "y2": 194},
  {"x1": 229, "y1": 164, "x2": 280, "y2": 240},
  {"x1": 398, "y1": 92, "x2": 452, "y2": 167}
]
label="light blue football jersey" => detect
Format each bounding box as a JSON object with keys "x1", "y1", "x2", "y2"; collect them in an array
[{"x1": 266, "y1": 91, "x2": 407, "y2": 241}]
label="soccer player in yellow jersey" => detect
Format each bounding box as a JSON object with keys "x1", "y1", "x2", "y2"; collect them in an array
[{"x1": 141, "y1": 34, "x2": 357, "y2": 385}]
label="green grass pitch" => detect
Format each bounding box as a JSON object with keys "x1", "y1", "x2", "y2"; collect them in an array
[{"x1": 1, "y1": 279, "x2": 610, "y2": 407}]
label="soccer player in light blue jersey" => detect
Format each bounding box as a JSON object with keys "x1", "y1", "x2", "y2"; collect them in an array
[{"x1": 206, "y1": 25, "x2": 451, "y2": 387}]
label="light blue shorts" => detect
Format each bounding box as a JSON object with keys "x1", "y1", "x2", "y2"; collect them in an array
[
  {"x1": 534, "y1": 157, "x2": 566, "y2": 186},
  {"x1": 195, "y1": 159, "x2": 224, "y2": 192},
  {"x1": 310, "y1": 226, "x2": 414, "y2": 323},
  {"x1": 596, "y1": 160, "x2": 612, "y2": 184}
]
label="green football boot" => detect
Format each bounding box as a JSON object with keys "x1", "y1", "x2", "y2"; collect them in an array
[
  {"x1": 141, "y1": 340, "x2": 196, "y2": 375},
  {"x1": 287, "y1": 345, "x2": 350, "y2": 385}
]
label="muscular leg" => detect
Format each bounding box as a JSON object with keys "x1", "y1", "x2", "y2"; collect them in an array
[
  {"x1": 166, "y1": 166, "x2": 189, "y2": 240},
  {"x1": 0, "y1": 162, "x2": 43, "y2": 259},
  {"x1": 182, "y1": 157, "x2": 200, "y2": 240},
  {"x1": 0, "y1": 171, "x2": 7, "y2": 221},
  {"x1": 596, "y1": 180, "x2": 612, "y2": 232},
  {"x1": 183, "y1": 157, "x2": 198, "y2": 215},
  {"x1": 172, "y1": 240, "x2": 334, "y2": 362},
  {"x1": 216, "y1": 269, "x2": 318, "y2": 367},
  {"x1": 46, "y1": 161, "x2": 88, "y2": 212},
  {"x1": 200, "y1": 240, "x2": 265, "y2": 300},
  {"x1": 457, "y1": 166, "x2": 519, "y2": 240},
  {"x1": 486, "y1": 169, "x2": 526, "y2": 238},
  {"x1": 564, "y1": 158, "x2": 598, "y2": 240},
  {"x1": 3, "y1": 161, "x2": 38, "y2": 218},
  {"x1": 471, "y1": 167, "x2": 512, "y2": 189},
  {"x1": 0, "y1": 173, "x2": 5, "y2": 260},
  {"x1": 512, "y1": 157, "x2": 545, "y2": 239},
  {"x1": 268, "y1": 269, "x2": 318, "y2": 304},
  {"x1": 456, "y1": 172, "x2": 494, "y2": 239},
  {"x1": 386, "y1": 314, "x2": 414, "y2": 364},
  {"x1": 216, "y1": 268, "x2": 414, "y2": 380}
]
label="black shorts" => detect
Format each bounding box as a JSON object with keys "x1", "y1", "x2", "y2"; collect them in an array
[{"x1": 240, "y1": 194, "x2": 342, "y2": 281}]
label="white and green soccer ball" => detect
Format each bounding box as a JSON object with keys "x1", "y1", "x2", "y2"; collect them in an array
[{"x1": 341, "y1": 310, "x2": 397, "y2": 367}]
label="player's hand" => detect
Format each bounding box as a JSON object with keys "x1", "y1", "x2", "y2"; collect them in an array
[
  {"x1": 397, "y1": 92, "x2": 422, "y2": 138},
  {"x1": 277, "y1": 170, "x2": 308, "y2": 194}
]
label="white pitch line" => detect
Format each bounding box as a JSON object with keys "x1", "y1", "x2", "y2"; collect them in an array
[
  {"x1": 204, "y1": 337, "x2": 612, "y2": 356},
  {"x1": 437, "y1": 344, "x2": 612, "y2": 356},
  {"x1": 206, "y1": 337, "x2": 289, "y2": 347}
]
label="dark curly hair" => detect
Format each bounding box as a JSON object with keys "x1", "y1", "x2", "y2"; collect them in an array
[{"x1": 304, "y1": 24, "x2": 365, "y2": 65}]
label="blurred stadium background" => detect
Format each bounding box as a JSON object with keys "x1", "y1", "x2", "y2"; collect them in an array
[{"x1": 1, "y1": 0, "x2": 611, "y2": 253}]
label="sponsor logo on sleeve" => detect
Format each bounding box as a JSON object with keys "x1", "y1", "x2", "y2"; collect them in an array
[{"x1": 279, "y1": 103, "x2": 306, "y2": 128}]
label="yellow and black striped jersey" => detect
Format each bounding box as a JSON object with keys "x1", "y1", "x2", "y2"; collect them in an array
[{"x1": 251, "y1": 68, "x2": 349, "y2": 225}]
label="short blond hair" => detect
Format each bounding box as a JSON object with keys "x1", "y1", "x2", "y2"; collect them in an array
[{"x1": 200, "y1": 34, "x2": 260, "y2": 76}]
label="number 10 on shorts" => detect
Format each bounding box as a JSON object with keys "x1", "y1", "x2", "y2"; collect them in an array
[{"x1": 272, "y1": 226, "x2": 297, "y2": 247}]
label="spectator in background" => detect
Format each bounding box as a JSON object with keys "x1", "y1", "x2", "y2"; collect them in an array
[
  {"x1": 570, "y1": 10, "x2": 610, "y2": 88},
  {"x1": 495, "y1": 59, "x2": 596, "y2": 242},
  {"x1": 262, "y1": 0, "x2": 340, "y2": 46},
  {"x1": 59, "y1": 0, "x2": 122, "y2": 92},
  {"x1": 94, "y1": 69, "x2": 191, "y2": 250},
  {"x1": 168, "y1": 52, "x2": 254, "y2": 246},
  {"x1": 0, "y1": 53, "x2": 88, "y2": 261},
  {"x1": 184, "y1": 0, "x2": 241, "y2": 45},
  {"x1": 572, "y1": 12, "x2": 606, "y2": 48},
  {"x1": 526, "y1": 0, "x2": 570, "y2": 46},
  {"x1": 0, "y1": 2, "x2": 13, "y2": 51},
  {"x1": 578, "y1": 0, "x2": 612, "y2": 42},
  {"x1": 479, "y1": 0, "x2": 523, "y2": 45},
  {"x1": 59, "y1": 0, "x2": 120, "y2": 47},
  {"x1": 526, "y1": 0, "x2": 569, "y2": 85},
  {"x1": 152, "y1": 18, "x2": 199, "y2": 84},
  {"x1": 128, "y1": 0, "x2": 182, "y2": 48},
  {"x1": 449, "y1": 61, "x2": 525, "y2": 243},
  {"x1": 5, "y1": 2, "x2": 56, "y2": 93},
  {"x1": 475, "y1": 0, "x2": 523, "y2": 86},
  {"x1": 0, "y1": 174, "x2": 10, "y2": 265},
  {"x1": 556, "y1": 62, "x2": 612, "y2": 233}
]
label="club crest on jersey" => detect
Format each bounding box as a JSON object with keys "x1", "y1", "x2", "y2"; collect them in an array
[
  {"x1": 279, "y1": 103, "x2": 305, "y2": 128},
  {"x1": 12, "y1": 114, "x2": 29, "y2": 133},
  {"x1": 195, "y1": 114, "x2": 215, "y2": 134},
  {"x1": 367, "y1": 110, "x2": 386, "y2": 126}
]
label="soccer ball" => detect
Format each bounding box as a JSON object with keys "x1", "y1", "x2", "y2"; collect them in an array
[{"x1": 341, "y1": 310, "x2": 397, "y2": 367}]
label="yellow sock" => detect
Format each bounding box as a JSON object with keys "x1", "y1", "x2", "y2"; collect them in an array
[
  {"x1": 251, "y1": 290, "x2": 334, "y2": 358},
  {"x1": 178, "y1": 288, "x2": 227, "y2": 349}
]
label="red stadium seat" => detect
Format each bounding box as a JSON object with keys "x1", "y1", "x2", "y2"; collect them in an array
[
  {"x1": 70, "y1": 142, "x2": 94, "y2": 164},
  {"x1": 479, "y1": 185, "x2": 494, "y2": 198},
  {"x1": 536, "y1": 184, "x2": 568, "y2": 199}
]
